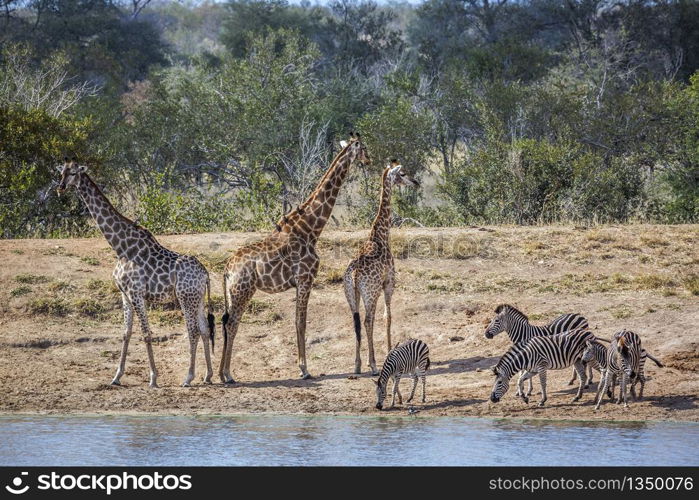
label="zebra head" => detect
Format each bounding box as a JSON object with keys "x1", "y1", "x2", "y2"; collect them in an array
[
  {"x1": 484, "y1": 304, "x2": 510, "y2": 339},
  {"x1": 581, "y1": 340, "x2": 597, "y2": 364},
  {"x1": 373, "y1": 379, "x2": 387, "y2": 410},
  {"x1": 489, "y1": 367, "x2": 510, "y2": 403},
  {"x1": 614, "y1": 331, "x2": 640, "y2": 379}
]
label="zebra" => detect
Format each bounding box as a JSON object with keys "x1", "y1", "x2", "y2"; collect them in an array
[
  {"x1": 612, "y1": 330, "x2": 646, "y2": 406},
  {"x1": 490, "y1": 329, "x2": 594, "y2": 407},
  {"x1": 582, "y1": 338, "x2": 663, "y2": 409},
  {"x1": 483, "y1": 304, "x2": 596, "y2": 395},
  {"x1": 374, "y1": 338, "x2": 430, "y2": 410}
]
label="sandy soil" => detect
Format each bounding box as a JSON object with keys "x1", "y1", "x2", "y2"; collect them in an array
[{"x1": 0, "y1": 225, "x2": 697, "y2": 421}]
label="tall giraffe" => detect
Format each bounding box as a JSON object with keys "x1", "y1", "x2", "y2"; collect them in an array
[
  {"x1": 57, "y1": 159, "x2": 215, "y2": 388},
  {"x1": 343, "y1": 160, "x2": 419, "y2": 375},
  {"x1": 218, "y1": 134, "x2": 370, "y2": 383}
]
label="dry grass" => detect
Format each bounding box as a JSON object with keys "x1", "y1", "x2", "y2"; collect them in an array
[
  {"x1": 14, "y1": 273, "x2": 50, "y2": 284},
  {"x1": 28, "y1": 297, "x2": 69, "y2": 316},
  {"x1": 683, "y1": 274, "x2": 699, "y2": 296}
]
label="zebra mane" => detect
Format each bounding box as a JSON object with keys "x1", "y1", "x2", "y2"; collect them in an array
[
  {"x1": 493, "y1": 342, "x2": 526, "y2": 375},
  {"x1": 495, "y1": 304, "x2": 528, "y2": 322}
]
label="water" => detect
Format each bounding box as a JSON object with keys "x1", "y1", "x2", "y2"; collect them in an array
[{"x1": 1, "y1": 415, "x2": 697, "y2": 466}]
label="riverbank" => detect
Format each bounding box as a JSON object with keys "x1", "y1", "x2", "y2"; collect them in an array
[{"x1": 1, "y1": 225, "x2": 697, "y2": 421}]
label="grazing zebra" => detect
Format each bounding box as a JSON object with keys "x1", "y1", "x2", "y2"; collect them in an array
[
  {"x1": 490, "y1": 329, "x2": 594, "y2": 407},
  {"x1": 374, "y1": 339, "x2": 430, "y2": 410},
  {"x1": 484, "y1": 304, "x2": 595, "y2": 395},
  {"x1": 582, "y1": 338, "x2": 663, "y2": 409}
]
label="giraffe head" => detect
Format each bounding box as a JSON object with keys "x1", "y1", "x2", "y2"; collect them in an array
[
  {"x1": 340, "y1": 132, "x2": 371, "y2": 166},
  {"x1": 385, "y1": 159, "x2": 419, "y2": 188},
  {"x1": 57, "y1": 157, "x2": 87, "y2": 195}
]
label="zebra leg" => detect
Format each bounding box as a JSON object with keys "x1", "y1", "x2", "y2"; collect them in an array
[
  {"x1": 638, "y1": 374, "x2": 645, "y2": 400},
  {"x1": 630, "y1": 377, "x2": 638, "y2": 401},
  {"x1": 618, "y1": 374, "x2": 628, "y2": 407},
  {"x1": 395, "y1": 375, "x2": 403, "y2": 405},
  {"x1": 595, "y1": 371, "x2": 609, "y2": 410},
  {"x1": 421, "y1": 372, "x2": 427, "y2": 403},
  {"x1": 538, "y1": 370, "x2": 547, "y2": 407},
  {"x1": 407, "y1": 374, "x2": 418, "y2": 403},
  {"x1": 572, "y1": 360, "x2": 586, "y2": 402},
  {"x1": 526, "y1": 376, "x2": 534, "y2": 397},
  {"x1": 593, "y1": 370, "x2": 605, "y2": 407},
  {"x1": 608, "y1": 373, "x2": 616, "y2": 400},
  {"x1": 390, "y1": 376, "x2": 399, "y2": 408},
  {"x1": 587, "y1": 363, "x2": 594, "y2": 386},
  {"x1": 568, "y1": 367, "x2": 577, "y2": 386},
  {"x1": 518, "y1": 371, "x2": 535, "y2": 404}
]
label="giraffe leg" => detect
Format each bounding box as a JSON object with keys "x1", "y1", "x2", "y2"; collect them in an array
[
  {"x1": 383, "y1": 270, "x2": 394, "y2": 352},
  {"x1": 196, "y1": 303, "x2": 213, "y2": 384},
  {"x1": 295, "y1": 278, "x2": 313, "y2": 380},
  {"x1": 344, "y1": 265, "x2": 362, "y2": 374},
  {"x1": 180, "y1": 300, "x2": 201, "y2": 387},
  {"x1": 111, "y1": 293, "x2": 133, "y2": 386},
  {"x1": 362, "y1": 294, "x2": 379, "y2": 376},
  {"x1": 131, "y1": 296, "x2": 158, "y2": 388},
  {"x1": 218, "y1": 281, "x2": 255, "y2": 384}
]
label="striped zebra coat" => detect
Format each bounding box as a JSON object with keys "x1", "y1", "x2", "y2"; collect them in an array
[
  {"x1": 610, "y1": 330, "x2": 645, "y2": 408},
  {"x1": 484, "y1": 304, "x2": 596, "y2": 395},
  {"x1": 582, "y1": 339, "x2": 663, "y2": 409},
  {"x1": 490, "y1": 329, "x2": 595, "y2": 407},
  {"x1": 374, "y1": 338, "x2": 430, "y2": 410}
]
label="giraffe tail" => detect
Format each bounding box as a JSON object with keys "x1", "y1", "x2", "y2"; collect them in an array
[
  {"x1": 221, "y1": 273, "x2": 229, "y2": 354},
  {"x1": 206, "y1": 274, "x2": 215, "y2": 352},
  {"x1": 343, "y1": 265, "x2": 361, "y2": 343}
]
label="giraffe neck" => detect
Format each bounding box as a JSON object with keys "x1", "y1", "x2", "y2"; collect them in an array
[
  {"x1": 75, "y1": 174, "x2": 160, "y2": 260},
  {"x1": 368, "y1": 171, "x2": 393, "y2": 244},
  {"x1": 290, "y1": 146, "x2": 354, "y2": 241}
]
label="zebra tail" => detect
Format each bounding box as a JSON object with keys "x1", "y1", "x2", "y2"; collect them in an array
[
  {"x1": 425, "y1": 357, "x2": 431, "y2": 371},
  {"x1": 646, "y1": 351, "x2": 664, "y2": 368},
  {"x1": 596, "y1": 337, "x2": 611, "y2": 343}
]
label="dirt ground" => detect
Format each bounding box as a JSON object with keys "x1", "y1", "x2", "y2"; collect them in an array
[{"x1": 0, "y1": 225, "x2": 697, "y2": 421}]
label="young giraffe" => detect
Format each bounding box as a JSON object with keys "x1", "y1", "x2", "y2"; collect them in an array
[
  {"x1": 57, "y1": 159, "x2": 215, "y2": 388},
  {"x1": 218, "y1": 134, "x2": 370, "y2": 383},
  {"x1": 344, "y1": 160, "x2": 419, "y2": 375}
]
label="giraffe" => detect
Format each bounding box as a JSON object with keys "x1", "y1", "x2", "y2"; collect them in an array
[
  {"x1": 218, "y1": 133, "x2": 370, "y2": 383},
  {"x1": 343, "y1": 160, "x2": 419, "y2": 375},
  {"x1": 56, "y1": 159, "x2": 215, "y2": 388}
]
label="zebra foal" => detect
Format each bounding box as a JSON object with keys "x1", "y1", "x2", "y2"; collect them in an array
[
  {"x1": 582, "y1": 337, "x2": 663, "y2": 409},
  {"x1": 490, "y1": 329, "x2": 595, "y2": 407},
  {"x1": 374, "y1": 339, "x2": 430, "y2": 410}
]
